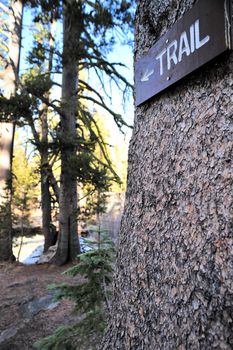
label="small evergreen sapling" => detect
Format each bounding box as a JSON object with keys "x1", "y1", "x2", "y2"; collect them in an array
[{"x1": 34, "y1": 231, "x2": 115, "y2": 350}]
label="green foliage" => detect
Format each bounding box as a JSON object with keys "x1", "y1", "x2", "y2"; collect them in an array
[
  {"x1": 34, "y1": 233, "x2": 115, "y2": 350},
  {"x1": 0, "y1": 179, "x2": 14, "y2": 261},
  {"x1": 26, "y1": 0, "x2": 135, "y2": 129},
  {"x1": 0, "y1": 190, "x2": 11, "y2": 235},
  {"x1": 34, "y1": 309, "x2": 106, "y2": 350},
  {"x1": 22, "y1": 69, "x2": 53, "y2": 97},
  {"x1": 0, "y1": 0, "x2": 134, "y2": 209},
  {"x1": 27, "y1": 22, "x2": 51, "y2": 66},
  {"x1": 0, "y1": 0, "x2": 133, "y2": 259},
  {"x1": 79, "y1": 188, "x2": 108, "y2": 222},
  {"x1": 0, "y1": 91, "x2": 35, "y2": 123},
  {"x1": 12, "y1": 136, "x2": 39, "y2": 236}
]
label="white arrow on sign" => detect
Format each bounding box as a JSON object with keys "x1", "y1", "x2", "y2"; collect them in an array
[{"x1": 140, "y1": 68, "x2": 154, "y2": 82}]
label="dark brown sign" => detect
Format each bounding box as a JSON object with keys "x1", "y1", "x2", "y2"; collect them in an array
[{"x1": 135, "y1": 0, "x2": 232, "y2": 106}]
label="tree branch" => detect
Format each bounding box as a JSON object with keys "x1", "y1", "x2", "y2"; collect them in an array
[
  {"x1": 78, "y1": 79, "x2": 105, "y2": 105},
  {"x1": 47, "y1": 164, "x2": 60, "y2": 203},
  {"x1": 28, "y1": 116, "x2": 41, "y2": 147},
  {"x1": 79, "y1": 94, "x2": 132, "y2": 130},
  {"x1": 80, "y1": 109, "x2": 121, "y2": 182},
  {"x1": 0, "y1": 2, "x2": 10, "y2": 15}
]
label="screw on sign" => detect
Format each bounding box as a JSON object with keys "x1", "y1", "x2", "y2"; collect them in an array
[{"x1": 135, "y1": 0, "x2": 232, "y2": 106}]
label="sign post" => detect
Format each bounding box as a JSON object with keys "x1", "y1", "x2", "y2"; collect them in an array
[{"x1": 135, "y1": 0, "x2": 232, "y2": 106}]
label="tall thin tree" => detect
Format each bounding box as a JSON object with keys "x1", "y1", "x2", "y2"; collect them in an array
[
  {"x1": 28, "y1": 19, "x2": 58, "y2": 252},
  {"x1": 51, "y1": 0, "x2": 81, "y2": 264},
  {"x1": 16, "y1": 0, "x2": 134, "y2": 265},
  {"x1": 0, "y1": 0, "x2": 23, "y2": 261}
]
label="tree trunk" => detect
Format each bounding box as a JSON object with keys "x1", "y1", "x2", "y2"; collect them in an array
[
  {"x1": 0, "y1": 0, "x2": 23, "y2": 261},
  {"x1": 51, "y1": 1, "x2": 80, "y2": 264},
  {"x1": 0, "y1": 123, "x2": 14, "y2": 261},
  {"x1": 101, "y1": 0, "x2": 233, "y2": 349},
  {"x1": 40, "y1": 99, "x2": 54, "y2": 252},
  {"x1": 41, "y1": 20, "x2": 57, "y2": 252}
]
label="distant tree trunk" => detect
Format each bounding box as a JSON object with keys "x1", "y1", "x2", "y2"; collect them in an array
[
  {"x1": 41, "y1": 20, "x2": 57, "y2": 252},
  {"x1": 51, "y1": 1, "x2": 80, "y2": 264},
  {"x1": 0, "y1": 123, "x2": 14, "y2": 261},
  {"x1": 40, "y1": 96, "x2": 54, "y2": 252},
  {"x1": 0, "y1": 0, "x2": 23, "y2": 261},
  {"x1": 101, "y1": 0, "x2": 233, "y2": 349}
]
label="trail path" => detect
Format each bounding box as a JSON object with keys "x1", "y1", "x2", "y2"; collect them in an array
[{"x1": 0, "y1": 262, "x2": 80, "y2": 350}]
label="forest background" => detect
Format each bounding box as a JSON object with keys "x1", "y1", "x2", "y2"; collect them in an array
[
  {"x1": 0, "y1": 0, "x2": 135, "y2": 265},
  {"x1": 0, "y1": 1, "x2": 135, "y2": 348}
]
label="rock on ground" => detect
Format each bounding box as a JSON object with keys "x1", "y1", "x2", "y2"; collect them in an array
[{"x1": 0, "y1": 262, "x2": 81, "y2": 350}]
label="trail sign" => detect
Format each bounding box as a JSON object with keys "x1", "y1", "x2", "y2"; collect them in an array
[{"x1": 135, "y1": 0, "x2": 232, "y2": 106}]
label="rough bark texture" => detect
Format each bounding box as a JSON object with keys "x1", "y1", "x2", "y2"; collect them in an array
[
  {"x1": 101, "y1": 0, "x2": 233, "y2": 349},
  {"x1": 0, "y1": 0, "x2": 23, "y2": 261},
  {"x1": 51, "y1": 2, "x2": 80, "y2": 265}
]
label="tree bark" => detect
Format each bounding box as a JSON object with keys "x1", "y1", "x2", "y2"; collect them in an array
[
  {"x1": 51, "y1": 1, "x2": 80, "y2": 264},
  {"x1": 0, "y1": 0, "x2": 23, "y2": 261},
  {"x1": 40, "y1": 97, "x2": 54, "y2": 252},
  {"x1": 40, "y1": 20, "x2": 57, "y2": 252},
  {"x1": 101, "y1": 0, "x2": 233, "y2": 349}
]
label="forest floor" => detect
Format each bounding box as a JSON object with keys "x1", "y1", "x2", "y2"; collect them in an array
[{"x1": 0, "y1": 262, "x2": 81, "y2": 350}]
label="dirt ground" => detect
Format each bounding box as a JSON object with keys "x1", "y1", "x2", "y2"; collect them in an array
[{"x1": 0, "y1": 262, "x2": 81, "y2": 350}]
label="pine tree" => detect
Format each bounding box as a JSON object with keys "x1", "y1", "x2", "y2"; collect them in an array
[
  {"x1": 0, "y1": 0, "x2": 135, "y2": 264},
  {"x1": 25, "y1": 17, "x2": 58, "y2": 251},
  {"x1": 52, "y1": 0, "x2": 134, "y2": 265},
  {"x1": 34, "y1": 230, "x2": 115, "y2": 350},
  {"x1": 26, "y1": 0, "x2": 135, "y2": 265}
]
